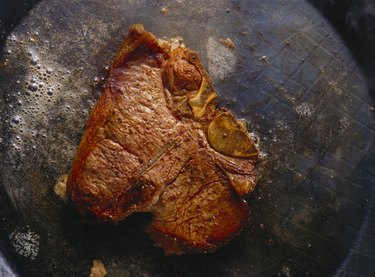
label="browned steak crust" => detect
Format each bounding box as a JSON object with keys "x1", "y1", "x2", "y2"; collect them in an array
[{"x1": 67, "y1": 24, "x2": 258, "y2": 255}]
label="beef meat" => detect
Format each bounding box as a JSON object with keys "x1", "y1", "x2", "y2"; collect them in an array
[{"x1": 67, "y1": 24, "x2": 259, "y2": 255}]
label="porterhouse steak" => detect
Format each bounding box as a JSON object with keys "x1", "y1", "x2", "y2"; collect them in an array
[{"x1": 67, "y1": 24, "x2": 259, "y2": 255}]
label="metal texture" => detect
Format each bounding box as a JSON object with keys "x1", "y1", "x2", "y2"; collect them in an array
[{"x1": 0, "y1": 0, "x2": 374, "y2": 276}]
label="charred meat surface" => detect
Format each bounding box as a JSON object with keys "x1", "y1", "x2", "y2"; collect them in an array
[{"x1": 67, "y1": 24, "x2": 259, "y2": 255}]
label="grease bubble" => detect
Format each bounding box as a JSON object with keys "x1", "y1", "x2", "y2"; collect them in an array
[{"x1": 28, "y1": 83, "x2": 38, "y2": 92}]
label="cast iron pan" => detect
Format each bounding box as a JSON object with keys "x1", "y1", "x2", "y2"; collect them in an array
[{"x1": 1, "y1": 0, "x2": 375, "y2": 276}]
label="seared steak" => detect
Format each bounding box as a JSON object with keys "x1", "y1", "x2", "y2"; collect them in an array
[{"x1": 67, "y1": 24, "x2": 258, "y2": 255}]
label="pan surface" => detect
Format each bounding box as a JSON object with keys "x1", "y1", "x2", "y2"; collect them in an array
[{"x1": 1, "y1": 0, "x2": 375, "y2": 276}]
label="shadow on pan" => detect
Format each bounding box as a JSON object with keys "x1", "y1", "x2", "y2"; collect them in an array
[{"x1": 0, "y1": 0, "x2": 375, "y2": 276}]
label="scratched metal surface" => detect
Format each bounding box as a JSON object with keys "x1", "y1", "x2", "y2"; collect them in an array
[{"x1": 0, "y1": 0, "x2": 375, "y2": 276}]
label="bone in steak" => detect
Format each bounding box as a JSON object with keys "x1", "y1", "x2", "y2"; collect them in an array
[{"x1": 67, "y1": 24, "x2": 259, "y2": 255}]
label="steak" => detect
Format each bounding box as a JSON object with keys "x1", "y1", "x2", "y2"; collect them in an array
[{"x1": 67, "y1": 24, "x2": 259, "y2": 255}]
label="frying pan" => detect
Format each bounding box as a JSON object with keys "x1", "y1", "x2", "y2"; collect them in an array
[{"x1": 1, "y1": 0, "x2": 375, "y2": 276}]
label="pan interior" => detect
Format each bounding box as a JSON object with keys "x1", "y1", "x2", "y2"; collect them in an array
[{"x1": 0, "y1": 0, "x2": 374, "y2": 276}]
